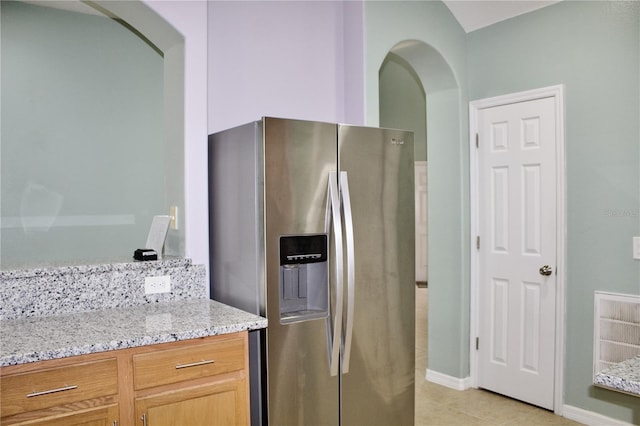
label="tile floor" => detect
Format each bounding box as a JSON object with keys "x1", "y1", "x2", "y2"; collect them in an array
[{"x1": 414, "y1": 286, "x2": 581, "y2": 425}]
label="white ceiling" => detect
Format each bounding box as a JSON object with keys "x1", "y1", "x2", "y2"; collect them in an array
[
  {"x1": 443, "y1": 0, "x2": 561, "y2": 33},
  {"x1": 21, "y1": 0, "x2": 560, "y2": 34}
]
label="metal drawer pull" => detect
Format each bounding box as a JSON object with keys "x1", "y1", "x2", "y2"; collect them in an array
[
  {"x1": 27, "y1": 385, "x2": 78, "y2": 398},
  {"x1": 175, "y1": 359, "x2": 215, "y2": 369}
]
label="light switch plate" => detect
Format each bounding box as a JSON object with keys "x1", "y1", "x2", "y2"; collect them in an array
[
  {"x1": 169, "y1": 206, "x2": 179, "y2": 230},
  {"x1": 633, "y1": 237, "x2": 640, "y2": 260}
]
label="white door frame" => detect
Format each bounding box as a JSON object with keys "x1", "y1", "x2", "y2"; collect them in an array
[{"x1": 469, "y1": 85, "x2": 566, "y2": 414}]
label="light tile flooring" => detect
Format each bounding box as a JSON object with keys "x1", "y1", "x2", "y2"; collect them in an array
[{"x1": 414, "y1": 286, "x2": 581, "y2": 425}]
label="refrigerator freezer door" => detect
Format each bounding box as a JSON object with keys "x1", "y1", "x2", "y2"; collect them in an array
[
  {"x1": 263, "y1": 118, "x2": 340, "y2": 426},
  {"x1": 338, "y1": 125, "x2": 416, "y2": 426}
]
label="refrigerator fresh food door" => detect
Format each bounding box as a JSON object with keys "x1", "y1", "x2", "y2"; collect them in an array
[
  {"x1": 263, "y1": 118, "x2": 340, "y2": 426},
  {"x1": 338, "y1": 125, "x2": 416, "y2": 426}
]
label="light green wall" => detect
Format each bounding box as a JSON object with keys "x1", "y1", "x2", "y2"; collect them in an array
[
  {"x1": 368, "y1": 0, "x2": 640, "y2": 422},
  {"x1": 467, "y1": 1, "x2": 639, "y2": 422},
  {"x1": 379, "y1": 54, "x2": 427, "y2": 161},
  {"x1": 365, "y1": 0, "x2": 470, "y2": 379},
  {"x1": 1, "y1": 1, "x2": 164, "y2": 268}
]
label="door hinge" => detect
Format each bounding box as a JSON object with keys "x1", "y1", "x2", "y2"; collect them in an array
[
  {"x1": 475, "y1": 133, "x2": 479, "y2": 148},
  {"x1": 476, "y1": 236, "x2": 480, "y2": 250},
  {"x1": 476, "y1": 337, "x2": 479, "y2": 350}
]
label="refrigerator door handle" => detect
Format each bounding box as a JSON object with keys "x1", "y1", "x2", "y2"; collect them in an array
[
  {"x1": 339, "y1": 171, "x2": 355, "y2": 374},
  {"x1": 325, "y1": 171, "x2": 343, "y2": 377}
]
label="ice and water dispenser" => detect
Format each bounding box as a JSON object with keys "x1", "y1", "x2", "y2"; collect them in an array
[{"x1": 279, "y1": 234, "x2": 329, "y2": 324}]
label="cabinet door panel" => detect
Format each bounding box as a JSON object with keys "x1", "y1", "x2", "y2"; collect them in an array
[
  {"x1": 4, "y1": 404, "x2": 118, "y2": 426},
  {"x1": 145, "y1": 391, "x2": 236, "y2": 426},
  {"x1": 136, "y1": 379, "x2": 248, "y2": 426}
]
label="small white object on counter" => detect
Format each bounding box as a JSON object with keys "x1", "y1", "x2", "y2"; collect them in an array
[{"x1": 145, "y1": 215, "x2": 171, "y2": 258}]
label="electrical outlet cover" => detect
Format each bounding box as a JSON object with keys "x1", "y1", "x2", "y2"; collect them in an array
[{"x1": 145, "y1": 275, "x2": 171, "y2": 294}]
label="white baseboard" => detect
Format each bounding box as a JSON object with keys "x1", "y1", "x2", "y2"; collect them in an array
[
  {"x1": 562, "y1": 405, "x2": 635, "y2": 426},
  {"x1": 425, "y1": 369, "x2": 471, "y2": 391}
]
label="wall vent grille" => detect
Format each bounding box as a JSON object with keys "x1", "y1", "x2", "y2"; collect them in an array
[{"x1": 594, "y1": 291, "x2": 640, "y2": 375}]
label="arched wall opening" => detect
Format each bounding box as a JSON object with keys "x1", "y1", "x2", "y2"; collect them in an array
[
  {"x1": 93, "y1": 0, "x2": 186, "y2": 257},
  {"x1": 378, "y1": 39, "x2": 467, "y2": 380},
  {"x1": 0, "y1": 0, "x2": 187, "y2": 268}
]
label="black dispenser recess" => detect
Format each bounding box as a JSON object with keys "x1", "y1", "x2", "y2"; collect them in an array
[{"x1": 279, "y1": 234, "x2": 329, "y2": 324}]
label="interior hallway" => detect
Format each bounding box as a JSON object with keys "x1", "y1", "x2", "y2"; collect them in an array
[{"x1": 414, "y1": 286, "x2": 582, "y2": 425}]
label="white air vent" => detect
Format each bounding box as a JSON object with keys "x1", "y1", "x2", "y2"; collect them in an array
[{"x1": 594, "y1": 291, "x2": 640, "y2": 376}]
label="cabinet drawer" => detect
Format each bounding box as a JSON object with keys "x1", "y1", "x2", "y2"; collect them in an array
[
  {"x1": 1, "y1": 358, "x2": 118, "y2": 418},
  {"x1": 133, "y1": 337, "x2": 245, "y2": 390}
]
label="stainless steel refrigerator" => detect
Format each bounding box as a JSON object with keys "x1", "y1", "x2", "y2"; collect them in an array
[{"x1": 209, "y1": 117, "x2": 415, "y2": 426}]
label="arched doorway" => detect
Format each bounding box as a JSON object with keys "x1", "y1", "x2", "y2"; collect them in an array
[
  {"x1": 379, "y1": 51, "x2": 428, "y2": 284},
  {"x1": 378, "y1": 39, "x2": 460, "y2": 387}
]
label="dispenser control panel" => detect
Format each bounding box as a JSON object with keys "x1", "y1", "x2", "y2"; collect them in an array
[
  {"x1": 279, "y1": 235, "x2": 327, "y2": 264},
  {"x1": 279, "y1": 234, "x2": 329, "y2": 324}
]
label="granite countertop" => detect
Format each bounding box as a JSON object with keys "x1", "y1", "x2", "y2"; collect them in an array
[
  {"x1": 1, "y1": 298, "x2": 267, "y2": 367},
  {"x1": 594, "y1": 356, "x2": 640, "y2": 397}
]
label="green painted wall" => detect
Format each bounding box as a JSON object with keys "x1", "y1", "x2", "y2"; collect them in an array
[
  {"x1": 467, "y1": 1, "x2": 639, "y2": 422},
  {"x1": 379, "y1": 54, "x2": 427, "y2": 162},
  {"x1": 365, "y1": 0, "x2": 470, "y2": 379},
  {"x1": 1, "y1": 1, "x2": 164, "y2": 268},
  {"x1": 369, "y1": 0, "x2": 639, "y2": 422}
]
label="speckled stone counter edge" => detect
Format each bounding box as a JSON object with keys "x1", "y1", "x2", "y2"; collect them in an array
[
  {"x1": 0, "y1": 325, "x2": 267, "y2": 367},
  {"x1": 1, "y1": 299, "x2": 268, "y2": 367},
  {"x1": 594, "y1": 356, "x2": 640, "y2": 397},
  {"x1": 0, "y1": 258, "x2": 206, "y2": 320}
]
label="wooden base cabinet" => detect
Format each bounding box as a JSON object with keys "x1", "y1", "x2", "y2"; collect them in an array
[
  {"x1": 132, "y1": 333, "x2": 249, "y2": 426},
  {"x1": 1, "y1": 332, "x2": 250, "y2": 426},
  {"x1": 0, "y1": 357, "x2": 119, "y2": 426},
  {"x1": 136, "y1": 378, "x2": 248, "y2": 426}
]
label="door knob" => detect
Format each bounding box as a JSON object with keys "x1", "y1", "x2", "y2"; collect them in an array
[{"x1": 539, "y1": 265, "x2": 553, "y2": 276}]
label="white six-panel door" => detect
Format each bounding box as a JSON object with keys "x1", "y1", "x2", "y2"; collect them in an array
[{"x1": 476, "y1": 96, "x2": 557, "y2": 410}]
